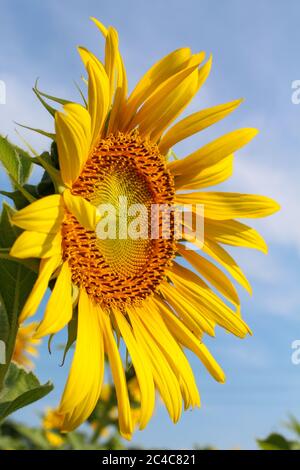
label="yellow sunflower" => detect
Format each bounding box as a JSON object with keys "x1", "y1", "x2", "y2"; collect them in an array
[
  {"x1": 43, "y1": 408, "x2": 64, "y2": 448},
  {"x1": 12, "y1": 323, "x2": 40, "y2": 369},
  {"x1": 10, "y1": 18, "x2": 279, "y2": 439}
]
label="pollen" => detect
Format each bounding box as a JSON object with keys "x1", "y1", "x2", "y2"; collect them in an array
[{"x1": 61, "y1": 131, "x2": 176, "y2": 308}]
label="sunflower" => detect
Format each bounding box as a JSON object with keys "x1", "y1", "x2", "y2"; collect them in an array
[
  {"x1": 10, "y1": 18, "x2": 279, "y2": 439},
  {"x1": 12, "y1": 323, "x2": 40, "y2": 369},
  {"x1": 42, "y1": 409, "x2": 64, "y2": 448}
]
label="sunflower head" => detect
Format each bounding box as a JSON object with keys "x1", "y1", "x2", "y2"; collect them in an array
[
  {"x1": 9, "y1": 17, "x2": 279, "y2": 439},
  {"x1": 63, "y1": 130, "x2": 176, "y2": 309}
]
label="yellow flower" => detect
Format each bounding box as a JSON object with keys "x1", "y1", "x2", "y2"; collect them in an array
[
  {"x1": 43, "y1": 409, "x2": 64, "y2": 448},
  {"x1": 12, "y1": 323, "x2": 40, "y2": 369},
  {"x1": 10, "y1": 18, "x2": 279, "y2": 439}
]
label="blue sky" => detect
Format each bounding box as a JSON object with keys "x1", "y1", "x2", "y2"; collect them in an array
[{"x1": 1, "y1": 0, "x2": 300, "y2": 450}]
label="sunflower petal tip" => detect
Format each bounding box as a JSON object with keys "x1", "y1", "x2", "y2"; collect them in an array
[
  {"x1": 9, "y1": 245, "x2": 17, "y2": 258},
  {"x1": 272, "y1": 200, "x2": 281, "y2": 214},
  {"x1": 249, "y1": 127, "x2": 259, "y2": 138},
  {"x1": 261, "y1": 243, "x2": 269, "y2": 255},
  {"x1": 236, "y1": 97, "x2": 245, "y2": 106},
  {"x1": 120, "y1": 431, "x2": 133, "y2": 441},
  {"x1": 32, "y1": 328, "x2": 45, "y2": 340},
  {"x1": 220, "y1": 374, "x2": 226, "y2": 384}
]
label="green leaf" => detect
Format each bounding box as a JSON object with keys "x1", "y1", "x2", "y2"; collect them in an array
[
  {"x1": 0, "y1": 135, "x2": 33, "y2": 186},
  {"x1": 0, "y1": 203, "x2": 37, "y2": 386},
  {"x1": 12, "y1": 422, "x2": 51, "y2": 450},
  {"x1": 15, "y1": 122, "x2": 55, "y2": 141},
  {"x1": 74, "y1": 81, "x2": 88, "y2": 107},
  {"x1": 37, "y1": 171, "x2": 55, "y2": 198},
  {"x1": 286, "y1": 415, "x2": 300, "y2": 438},
  {"x1": 0, "y1": 185, "x2": 39, "y2": 210},
  {"x1": 30, "y1": 150, "x2": 61, "y2": 188},
  {"x1": 0, "y1": 434, "x2": 25, "y2": 450},
  {"x1": 61, "y1": 311, "x2": 78, "y2": 366},
  {"x1": 13, "y1": 145, "x2": 33, "y2": 184},
  {"x1": 34, "y1": 82, "x2": 70, "y2": 106},
  {"x1": 257, "y1": 433, "x2": 294, "y2": 450},
  {"x1": 32, "y1": 82, "x2": 56, "y2": 117},
  {"x1": 0, "y1": 363, "x2": 53, "y2": 423}
]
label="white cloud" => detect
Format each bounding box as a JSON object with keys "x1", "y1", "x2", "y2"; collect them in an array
[{"x1": 231, "y1": 157, "x2": 300, "y2": 254}]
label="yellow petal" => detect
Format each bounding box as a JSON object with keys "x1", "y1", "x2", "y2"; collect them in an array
[
  {"x1": 205, "y1": 238, "x2": 252, "y2": 294},
  {"x1": 105, "y1": 27, "x2": 119, "y2": 103},
  {"x1": 169, "y1": 128, "x2": 258, "y2": 176},
  {"x1": 113, "y1": 309, "x2": 155, "y2": 430},
  {"x1": 35, "y1": 262, "x2": 73, "y2": 338},
  {"x1": 204, "y1": 218, "x2": 268, "y2": 253},
  {"x1": 55, "y1": 103, "x2": 91, "y2": 186},
  {"x1": 90, "y1": 17, "x2": 108, "y2": 37},
  {"x1": 63, "y1": 189, "x2": 99, "y2": 231},
  {"x1": 86, "y1": 59, "x2": 110, "y2": 144},
  {"x1": 128, "y1": 308, "x2": 182, "y2": 423},
  {"x1": 149, "y1": 70, "x2": 199, "y2": 143},
  {"x1": 160, "y1": 282, "x2": 214, "y2": 337},
  {"x1": 65, "y1": 103, "x2": 91, "y2": 142},
  {"x1": 153, "y1": 297, "x2": 225, "y2": 383},
  {"x1": 175, "y1": 154, "x2": 234, "y2": 190},
  {"x1": 150, "y1": 56, "x2": 212, "y2": 142},
  {"x1": 129, "y1": 57, "x2": 205, "y2": 137},
  {"x1": 176, "y1": 192, "x2": 280, "y2": 219},
  {"x1": 107, "y1": 53, "x2": 128, "y2": 135},
  {"x1": 59, "y1": 290, "x2": 104, "y2": 430},
  {"x1": 159, "y1": 99, "x2": 242, "y2": 154},
  {"x1": 132, "y1": 56, "x2": 211, "y2": 141},
  {"x1": 121, "y1": 47, "x2": 192, "y2": 130},
  {"x1": 10, "y1": 231, "x2": 62, "y2": 259},
  {"x1": 168, "y1": 263, "x2": 250, "y2": 338},
  {"x1": 100, "y1": 309, "x2": 133, "y2": 440},
  {"x1": 78, "y1": 46, "x2": 104, "y2": 72},
  {"x1": 19, "y1": 255, "x2": 62, "y2": 323},
  {"x1": 142, "y1": 299, "x2": 200, "y2": 409},
  {"x1": 11, "y1": 195, "x2": 64, "y2": 233},
  {"x1": 86, "y1": 20, "x2": 127, "y2": 135},
  {"x1": 177, "y1": 243, "x2": 239, "y2": 306},
  {"x1": 183, "y1": 230, "x2": 252, "y2": 294}
]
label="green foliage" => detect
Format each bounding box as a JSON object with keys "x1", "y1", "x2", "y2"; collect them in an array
[
  {"x1": 257, "y1": 433, "x2": 295, "y2": 450},
  {"x1": 0, "y1": 136, "x2": 59, "y2": 426},
  {"x1": 0, "y1": 363, "x2": 53, "y2": 424},
  {"x1": 0, "y1": 185, "x2": 39, "y2": 210},
  {"x1": 0, "y1": 418, "x2": 122, "y2": 450},
  {"x1": 0, "y1": 136, "x2": 32, "y2": 187},
  {"x1": 0, "y1": 204, "x2": 38, "y2": 387},
  {"x1": 257, "y1": 416, "x2": 300, "y2": 450},
  {"x1": 61, "y1": 310, "x2": 78, "y2": 365}
]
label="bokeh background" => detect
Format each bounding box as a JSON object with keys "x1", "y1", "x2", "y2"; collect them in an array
[{"x1": 0, "y1": 0, "x2": 300, "y2": 450}]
